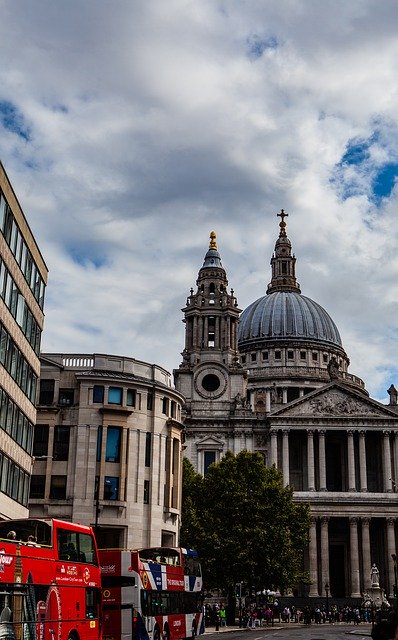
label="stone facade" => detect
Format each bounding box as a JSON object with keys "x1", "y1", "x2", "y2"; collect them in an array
[
  {"x1": 29, "y1": 353, "x2": 185, "y2": 549},
  {"x1": 0, "y1": 162, "x2": 48, "y2": 520},
  {"x1": 175, "y1": 214, "x2": 398, "y2": 600}
]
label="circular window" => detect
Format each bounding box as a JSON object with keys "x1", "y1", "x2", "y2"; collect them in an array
[
  {"x1": 194, "y1": 367, "x2": 227, "y2": 399},
  {"x1": 202, "y1": 374, "x2": 221, "y2": 392}
]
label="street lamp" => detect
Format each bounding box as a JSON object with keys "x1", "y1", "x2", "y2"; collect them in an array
[
  {"x1": 324, "y1": 582, "x2": 329, "y2": 622},
  {"x1": 392, "y1": 553, "x2": 397, "y2": 611}
]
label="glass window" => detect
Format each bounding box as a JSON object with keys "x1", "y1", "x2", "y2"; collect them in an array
[
  {"x1": 204, "y1": 451, "x2": 216, "y2": 475},
  {"x1": 143, "y1": 479, "x2": 150, "y2": 504},
  {"x1": 0, "y1": 193, "x2": 6, "y2": 231},
  {"x1": 147, "y1": 393, "x2": 153, "y2": 411},
  {"x1": 126, "y1": 389, "x2": 136, "y2": 407},
  {"x1": 300, "y1": 351, "x2": 306, "y2": 360},
  {"x1": 96, "y1": 426, "x2": 102, "y2": 461},
  {"x1": 145, "y1": 432, "x2": 152, "y2": 467},
  {"x1": 39, "y1": 379, "x2": 55, "y2": 405},
  {"x1": 104, "y1": 476, "x2": 119, "y2": 500},
  {"x1": 275, "y1": 350, "x2": 281, "y2": 360},
  {"x1": 58, "y1": 389, "x2": 74, "y2": 406},
  {"x1": 33, "y1": 424, "x2": 49, "y2": 458},
  {"x1": 93, "y1": 385, "x2": 104, "y2": 403},
  {"x1": 108, "y1": 387, "x2": 122, "y2": 405},
  {"x1": 162, "y1": 398, "x2": 169, "y2": 415},
  {"x1": 287, "y1": 350, "x2": 294, "y2": 359},
  {"x1": 50, "y1": 475, "x2": 67, "y2": 499},
  {"x1": 105, "y1": 427, "x2": 121, "y2": 462},
  {"x1": 53, "y1": 426, "x2": 70, "y2": 461},
  {"x1": 29, "y1": 475, "x2": 46, "y2": 498}
]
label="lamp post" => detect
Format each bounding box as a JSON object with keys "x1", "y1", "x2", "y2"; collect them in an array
[
  {"x1": 324, "y1": 582, "x2": 329, "y2": 622},
  {"x1": 392, "y1": 553, "x2": 397, "y2": 611}
]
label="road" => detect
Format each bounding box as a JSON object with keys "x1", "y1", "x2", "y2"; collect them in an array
[{"x1": 204, "y1": 624, "x2": 373, "y2": 639}]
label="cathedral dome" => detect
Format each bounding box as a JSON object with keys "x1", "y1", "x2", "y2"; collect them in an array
[{"x1": 238, "y1": 290, "x2": 342, "y2": 349}]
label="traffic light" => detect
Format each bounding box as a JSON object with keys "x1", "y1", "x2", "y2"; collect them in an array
[
  {"x1": 235, "y1": 582, "x2": 242, "y2": 598},
  {"x1": 393, "y1": 584, "x2": 397, "y2": 597}
]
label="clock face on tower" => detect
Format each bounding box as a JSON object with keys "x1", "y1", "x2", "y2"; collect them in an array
[{"x1": 194, "y1": 366, "x2": 228, "y2": 399}]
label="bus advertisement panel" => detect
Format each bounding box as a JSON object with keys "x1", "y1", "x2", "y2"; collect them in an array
[
  {"x1": 0, "y1": 518, "x2": 102, "y2": 640},
  {"x1": 100, "y1": 547, "x2": 204, "y2": 640}
]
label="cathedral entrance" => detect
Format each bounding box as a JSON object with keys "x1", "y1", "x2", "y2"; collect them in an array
[{"x1": 329, "y1": 544, "x2": 346, "y2": 597}]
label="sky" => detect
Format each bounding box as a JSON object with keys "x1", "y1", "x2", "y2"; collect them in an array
[{"x1": 1, "y1": 0, "x2": 398, "y2": 402}]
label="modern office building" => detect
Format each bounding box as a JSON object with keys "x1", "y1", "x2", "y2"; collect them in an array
[
  {"x1": 29, "y1": 353, "x2": 185, "y2": 549},
  {"x1": 175, "y1": 215, "x2": 398, "y2": 601},
  {"x1": 0, "y1": 161, "x2": 48, "y2": 520}
]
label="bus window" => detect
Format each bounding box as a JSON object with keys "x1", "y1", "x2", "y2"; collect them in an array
[
  {"x1": 184, "y1": 556, "x2": 201, "y2": 577},
  {"x1": 86, "y1": 587, "x2": 101, "y2": 619},
  {"x1": 57, "y1": 529, "x2": 97, "y2": 564}
]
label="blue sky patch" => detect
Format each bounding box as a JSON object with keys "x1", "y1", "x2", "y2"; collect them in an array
[
  {"x1": 373, "y1": 163, "x2": 398, "y2": 200},
  {"x1": 68, "y1": 245, "x2": 108, "y2": 269},
  {"x1": 247, "y1": 34, "x2": 279, "y2": 60},
  {"x1": 333, "y1": 130, "x2": 398, "y2": 204},
  {"x1": 0, "y1": 100, "x2": 31, "y2": 141}
]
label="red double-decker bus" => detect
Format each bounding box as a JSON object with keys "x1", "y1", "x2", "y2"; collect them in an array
[
  {"x1": 0, "y1": 517, "x2": 102, "y2": 640},
  {"x1": 100, "y1": 547, "x2": 204, "y2": 640}
]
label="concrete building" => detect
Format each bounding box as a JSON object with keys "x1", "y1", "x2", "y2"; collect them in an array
[
  {"x1": 29, "y1": 353, "x2": 185, "y2": 549},
  {"x1": 175, "y1": 213, "x2": 398, "y2": 601},
  {"x1": 0, "y1": 161, "x2": 48, "y2": 520}
]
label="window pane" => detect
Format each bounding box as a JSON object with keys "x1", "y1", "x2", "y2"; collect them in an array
[
  {"x1": 108, "y1": 387, "x2": 122, "y2": 404},
  {"x1": 39, "y1": 379, "x2": 55, "y2": 405},
  {"x1": 50, "y1": 475, "x2": 67, "y2": 499},
  {"x1": 29, "y1": 475, "x2": 46, "y2": 498},
  {"x1": 53, "y1": 426, "x2": 70, "y2": 461},
  {"x1": 105, "y1": 427, "x2": 121, "y2": 462},
  {"x1": 204, "y1": 451, "x2": 216, "y2": 475},
  {"x1": 126, "y1": 389, "x2": 136, "y2": 407},
  {"x1": 93, "y1": 385, "x2": 104, "y2": 403},
  {"x1": 104, "y1": 476, "x2": 119, "y2": 500}
]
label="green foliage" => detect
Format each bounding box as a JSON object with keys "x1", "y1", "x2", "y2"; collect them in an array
[{"x1": 180, "y1": 451, "x2": 310, "y2": 593}]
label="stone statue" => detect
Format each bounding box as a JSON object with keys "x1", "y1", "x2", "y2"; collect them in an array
[
  {"x1": 327, "y1": 356, "x2": 339, "y2": 380},
  {"x1": 388, "y1": 384, "x2": 398, "y2": 406},
  {"x1": 370, "y1": 563, "x2": 380, "y2": 587}
]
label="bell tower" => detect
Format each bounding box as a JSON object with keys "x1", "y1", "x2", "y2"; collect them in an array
[{"x1": 174, "y1": 232, "x2": 247, "y2": 417}]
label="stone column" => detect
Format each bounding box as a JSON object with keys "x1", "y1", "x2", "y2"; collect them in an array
[
  {"x1": 320, "y1": 517, "x2": 330, "y2": 594},
  {"x1": 270, "y1": 429, "x2": 278, "y2": 467},
  {"x1": 347, "y1": 430, "x2": 356, "y2": 491},
  {"x1": 282, "y1": 387, "x2": 288, "y2": 404},
  {"x1": 361, "y1": 517, "x2": 372, "y2": 591},
  {"x1": 387, "y1": 518, "x2": 396, "y2": 597},
  {"x1": 282, "y1": 429, "x2": 290, "y2": 486},
  {"x1": 309, "y1": 517, "x2": 319, "y2": 597},
  {"x1": 265, "y1": 389, "x2": 271, "y2": 414},
  {"x1": 359, "y1": 431, "x2": 368, "y2": 492},
  {"x1": 319, "y1": 430, "x2": 327, "y2": 491},
  {"x1": 307, "y1": 430, "x2": 315, "y2": 491},
  {"x1": 350, "y1": 517, "x2": 361, "y2": 597},
  {"x1": 383, "y1": 431, "x2": 393, "y2": 493}
]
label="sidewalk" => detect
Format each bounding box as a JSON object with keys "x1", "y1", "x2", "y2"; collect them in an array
[{"x1": 204, "y1": 622, "x2": 373, "y2": 635}]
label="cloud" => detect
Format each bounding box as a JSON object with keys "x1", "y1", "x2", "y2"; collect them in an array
[{"x1": 1, "y1": 0, "x2": 398, "y2": 401}]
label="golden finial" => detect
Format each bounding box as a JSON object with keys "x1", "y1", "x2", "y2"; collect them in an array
[{"x1": 209, "y1": 230, "x2": 217, "y2": 250}]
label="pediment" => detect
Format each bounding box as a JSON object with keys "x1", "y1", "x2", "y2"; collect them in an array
[
  {"x1": 196, "y1": 436, "x2": 224, "y2": 448},
  {"x1": 271, "y1": 383, "x2": 396, "y2": 418}
]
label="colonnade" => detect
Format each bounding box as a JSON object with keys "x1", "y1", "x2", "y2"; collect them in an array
[
  {"x1": 309, "y1": 516, "x2": 397, "y2": 598},
  {"x1": 270, "y1": 428, "x2": 396, "y2": 493}
]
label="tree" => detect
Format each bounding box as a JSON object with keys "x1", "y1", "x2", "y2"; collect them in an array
[{"x1": 180, "y1": 450, "x2": 310, "y2": 595}]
